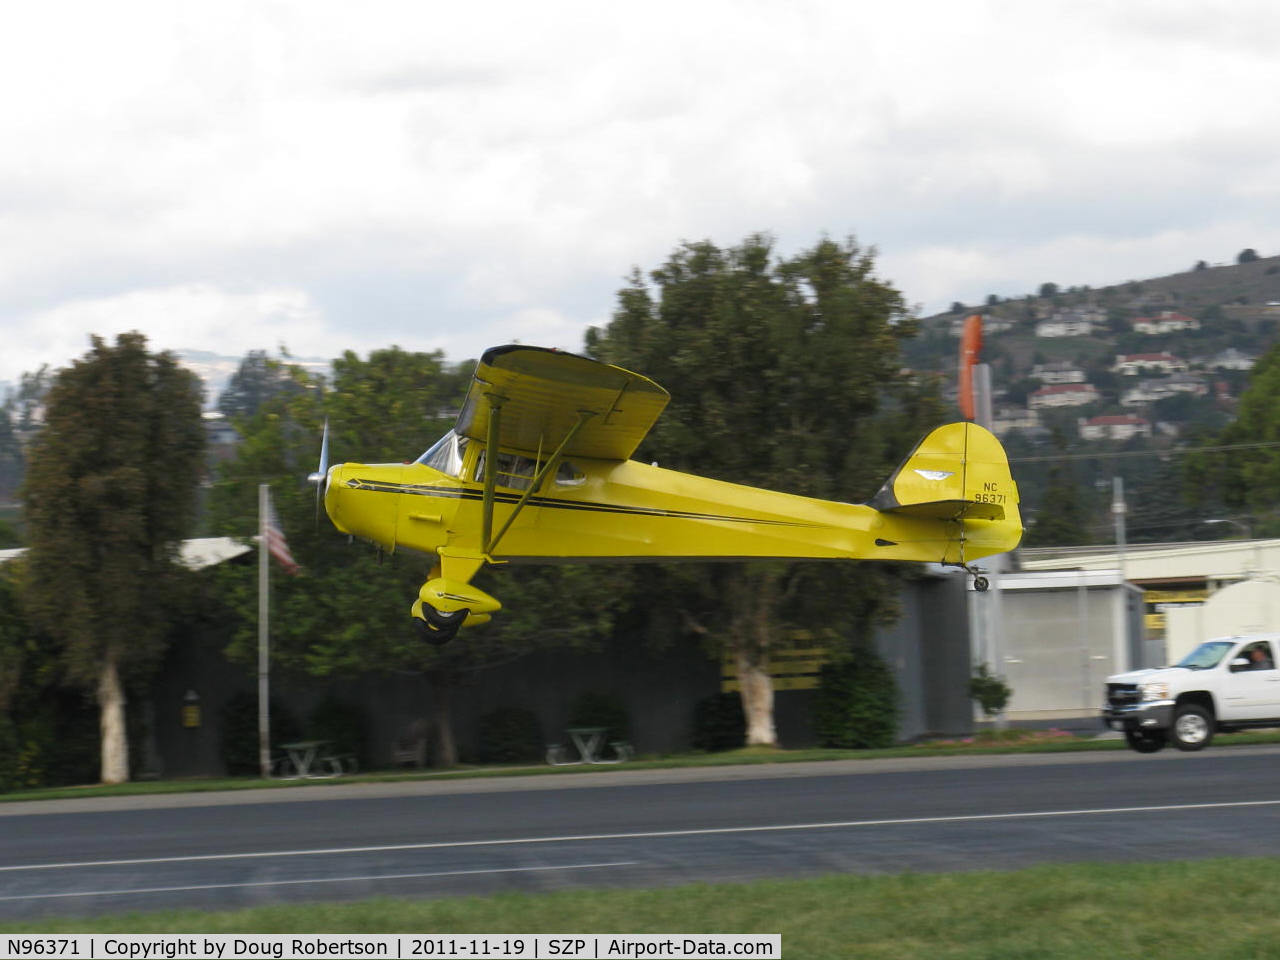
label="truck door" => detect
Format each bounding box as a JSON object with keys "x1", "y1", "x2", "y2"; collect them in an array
[{"x1": 1222, "y1": 639, "x2": 1280, "y2": 720}]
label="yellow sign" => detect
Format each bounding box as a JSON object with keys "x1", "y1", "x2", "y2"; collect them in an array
[{"x1": 721, "y1": 633, "x2": 832, "y2": 692}]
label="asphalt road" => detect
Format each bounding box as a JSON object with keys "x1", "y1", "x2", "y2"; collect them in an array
[{"x1": 5, "y1": 746, "x2": 1280, "y2": 920}]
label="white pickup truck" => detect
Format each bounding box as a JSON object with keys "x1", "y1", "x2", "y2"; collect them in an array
[{"x1": 1102, "y1": 634, "x2": 1280, "y2": 752}]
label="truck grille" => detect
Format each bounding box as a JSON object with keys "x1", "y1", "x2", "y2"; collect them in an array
[{"x1": 1106, "y1": 683, "x2": 1140, "y2": 710}]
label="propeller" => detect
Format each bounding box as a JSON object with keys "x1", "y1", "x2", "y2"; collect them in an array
[{"x1": 307, "y1": 418, "x2": 330, "y2": 529}]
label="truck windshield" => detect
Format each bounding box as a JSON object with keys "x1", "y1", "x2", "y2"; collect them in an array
[{"x1": 1175, "y1": 640, "x2": 1235, "y2": 670}]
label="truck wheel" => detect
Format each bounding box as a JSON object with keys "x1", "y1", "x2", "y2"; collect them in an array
[
  {"x1": 1125, "y1": 729, "x2": 1167, "y2": 753},
  {"x1": 1170, "y1": 704, "x2": 1214, "y2": 751}
]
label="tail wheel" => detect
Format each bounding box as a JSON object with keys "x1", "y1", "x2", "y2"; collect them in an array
[
  {"x1": 413, "y1": 606, "x2": 468, "y2": 646},
  {"x1": 1170, "y1": 704, "x2": 1214, "y2": 751}
]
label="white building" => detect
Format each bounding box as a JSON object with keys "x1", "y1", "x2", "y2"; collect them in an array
[
  {"x1": 991, "y1": 406, "x2": 1042, "y2": 437},
  {"x1": 1132, "y1": 310, "x2": 1200, "y2": 335},
  {"x1": 1029, "y1": 361, "x2": 1086, "y2": 384},
  {"x1": 1113, "y1": 352, "x2": 1187, "y2": 376},
  {"x1": 1028, "y1": 383, "x2": 1100, "y2": 409},
  {"x1": 1078, "y1": 414, "x2": 1152, "y2": 441}
]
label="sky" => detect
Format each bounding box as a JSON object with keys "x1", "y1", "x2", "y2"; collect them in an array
[{"x1": 3, "y1": 0, "x2": 1280, "y2": 398}]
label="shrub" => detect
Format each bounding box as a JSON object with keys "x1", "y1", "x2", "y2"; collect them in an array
[
  {"x1": 691, "y1": 692, "x2": 746, "y2": 752},
  {"x1": 308, "y1": 694, "x2": 372, "y2": 770},
  {"x1": 219, "y1": 690, "x2": 301, "y2": 776},
  {"x1": 477, "y1": 706, "x2": 544, "y2": 763},
  {"x1": 812, "y1": 645, "x2": 899, "y2": 749},
  {"x1": 567, "y1": 691, "x2": 630, "y2": 742},
  {"x1": 969, "y1": 663, "x2": 1012, "y2": 718}
]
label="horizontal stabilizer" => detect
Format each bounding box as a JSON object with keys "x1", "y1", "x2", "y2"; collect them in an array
[{"x1": 884, "y1": 499, "x2": 1005, "y2": 522}]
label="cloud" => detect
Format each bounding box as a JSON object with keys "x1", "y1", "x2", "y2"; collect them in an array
[{"x1": 2, "y1": 0, "x2": 1280, "y2": 388}]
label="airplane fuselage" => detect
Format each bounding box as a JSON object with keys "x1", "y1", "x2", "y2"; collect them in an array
[{"x1": 324, "y1": 445, "x2": 1012, "y2": 569}]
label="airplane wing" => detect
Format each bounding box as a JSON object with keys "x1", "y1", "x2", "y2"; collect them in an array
[{"x1": 455, "y1": 345, "x2": 670, "y2": 461}]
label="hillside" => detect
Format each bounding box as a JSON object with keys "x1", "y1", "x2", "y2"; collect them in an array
[
  {"x1": 903, "y1": 252, "x2": 1280, "y2": 543},
  {"x1": 907, "y1": 251, "x2": 1280, "y2": 427}
]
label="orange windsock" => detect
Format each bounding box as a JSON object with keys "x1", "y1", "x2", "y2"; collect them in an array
[{"x1": 957, "y1": 314, "x2": 983, "y2": 421}]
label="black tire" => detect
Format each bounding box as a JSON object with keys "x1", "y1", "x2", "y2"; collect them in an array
[
  {"x1": 1125, "y1": 729, "x2": 1167, "y2": 753},
  {"x1": 974, "y1": 576, "x2": 990, "y2": 592},
  {"x1": 413, "y1": 606, "x2": 467, "y2": 646},
  {"x1": 1170, "y1": 704, "x2": 1214, "y2": 751}
]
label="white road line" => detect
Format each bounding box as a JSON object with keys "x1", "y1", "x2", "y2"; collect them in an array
[
  {"x1": 0, "y1": 861, "x2": 638, "y2": 902},
  {"x1": 5, "y1": 798, "x2": 1280, "y2": 874}
]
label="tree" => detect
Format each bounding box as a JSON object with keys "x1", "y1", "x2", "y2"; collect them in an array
[
  {"x1": 217, "y1": 350, "x2": 307, "y2": 421},
  {"x1": 586, "y1": 234, "x2": 944, "y2": 746},
  {"x1": 209, "y1": 347, "x2": 626, "y2": 766},
  {"x1": 1188, "y1": 339, "x2": 1280, "y2": 535},
  {"x1": 22, "y1": 333, "x2": 205, "y2": 783},
  {"x1": 1237, "y1": 248, "x2": 1260, "y2": 265},
  {"x1": 1038, "y1": 282, "x2": 1059, "y2": 299}
]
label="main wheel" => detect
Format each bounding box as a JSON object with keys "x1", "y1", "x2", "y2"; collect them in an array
[
  {"x1": 413, "y1": 606, "x2": 467, "y2": 646},
  {"x1": 1170, "y1": 704, "x2": 1214, "y2": 751},
  {"x1": 1124, "y1": 729, "x2": 1167, "y2": 753}
]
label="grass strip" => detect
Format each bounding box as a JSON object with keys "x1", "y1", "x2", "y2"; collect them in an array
[
  {"x1": 3, "y1": 858, "x2": 1280, "y2": 959},
  {"x1": 5, "y1": 730, "x2": 1280, "y2": 804}
]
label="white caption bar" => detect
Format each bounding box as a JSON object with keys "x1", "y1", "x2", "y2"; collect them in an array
[{"x1": 1, "y1": 934, "x2": 782, "y2": 959}]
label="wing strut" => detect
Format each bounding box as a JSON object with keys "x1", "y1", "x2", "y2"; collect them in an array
[
  {"x1": 484, "y1": 409, "x2": 595, "y2": 555},
  {"x1": 480, "y1": 394, "x2": 505, "y2": 551}
]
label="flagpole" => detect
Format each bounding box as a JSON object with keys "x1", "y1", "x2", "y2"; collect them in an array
[{"x1": 258, "y1": 483, "x2": 271, "y2": 778}]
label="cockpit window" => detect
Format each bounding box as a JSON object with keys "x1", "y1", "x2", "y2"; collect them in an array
[
  {"x1": 472, "y1": 452, "x2": 586, "y2": 491},
  {"x1": 417, "y1": 430, "x2": 468, "y2": 477}
]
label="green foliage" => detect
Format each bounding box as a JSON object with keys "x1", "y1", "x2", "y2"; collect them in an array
[
  {"x1": 307, "y1": 693, "x2": 371, "y2": 769},
  {"x1": 690, "y1": 692, "x2": 746, "y2": 752},
  {"x1": 217, "y1": 350, "x2": 307, "y2": 422},
  {"x1": 968, "y1": 663, "x2": 1012, "y2": 718},
  {"x1": 22, "y1": 333, "x2": 206, "y2": 688},
  {"x1": 476, "y1": 706, "x2": 544, "y2": 763},
  {"x1": 1238, "y1": 248, "x2": 1260, "y2": 264},
  {"x1": 1190, "y1": 338, "x2": 1280, "y2": 534},
  {"x1": 585, "y1": 233, "x2": 940, "y2": 742},
  {"x1": 208, "y1": 346, "x2": 627, "y2": 766},
  {"x1": 567, "y1": 691, "x2": 630, "y2": 743},
  {"x1": 218, "y1": 691, "x2": 301, "y2": 777},
  {"x1": 812, "y1": 644, "x2": 899, "y2": 749}
]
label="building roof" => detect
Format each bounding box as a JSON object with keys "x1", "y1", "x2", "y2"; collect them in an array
[{"x1": 0, "y1": 536, "x2": 252, "y2": 570}]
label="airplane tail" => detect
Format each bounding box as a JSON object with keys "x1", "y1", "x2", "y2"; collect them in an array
[{"x1": 868, "y1": 422, "x2": 1022, "y2": 565}]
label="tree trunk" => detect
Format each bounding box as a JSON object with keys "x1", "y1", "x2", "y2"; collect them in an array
[
  {"x1": 426, "y1": 675, "x2": 457, "y2": 768},
  {"x1": 727, "y1": 570, "x2": 781, "y2": 747},
  {"x1": 733, "y1": 644, "x2": 776, "y2": 746},
  {"x1": 98, "y1": 652, "x2": 129, "y2": 784}
]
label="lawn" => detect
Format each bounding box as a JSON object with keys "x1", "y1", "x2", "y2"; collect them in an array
[{"x1": 4, "y1": 859, "x2": 1280, "y2": 959}]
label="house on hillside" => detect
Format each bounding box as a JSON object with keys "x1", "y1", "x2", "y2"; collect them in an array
[
  {"x1": 1034, "y1": 309, "x2": 1103, "y2": 338},
  {"x1": 1120, "y1": 374, "x2": 1208, "y2": 407},
  {"x1": 948, "y1": 314, "x2": 1014, "y2": 336},
  {"x1": 1132, "y1": 311, "x2": 1200, "y2": 335},
  {"x1": 1028, "y1": 383, "x2": 1100, "y2": 409},
  {"x1": 1078, "y1": 415, "x2": 1152, "y2": 442},
  {"x1": 1113, "y1": 352, "x2": 1187, "y2": 376},
  {"x1": 1029, "y1": 361, "x2": 1087, "y2": 384},
  {"x1": 1197, "y1": 347, "x2": 1256, "y2": 371},
  {"x1": 991, "y1": 406, "x2": 1042, "y2": 437}
]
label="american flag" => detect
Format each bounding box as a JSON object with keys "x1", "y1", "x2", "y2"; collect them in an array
[{"x1": 264, "y1": 490, "x2": 300, "y2": 575}]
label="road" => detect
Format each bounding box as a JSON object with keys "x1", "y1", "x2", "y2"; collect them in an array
[{"x1": 4, "y1": 746, "x2": 1280, "y2": 920}]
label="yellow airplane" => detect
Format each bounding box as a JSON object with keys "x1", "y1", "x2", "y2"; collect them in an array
[{"x1": 311, "y1": 345, "x2": 1022, "y2": 644}]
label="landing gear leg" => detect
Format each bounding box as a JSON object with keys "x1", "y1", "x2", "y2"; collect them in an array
[{"x1": 945, "y1": 561, "x2": 990, "y2": 592}]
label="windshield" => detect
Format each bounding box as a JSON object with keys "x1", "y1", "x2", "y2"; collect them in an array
[
  {"x1": 416, "y1": 430, "x2": 468, "y2": 476},
  {"x1": 1175, "y1": 640, "x2": 1236, "y2": 670}
]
